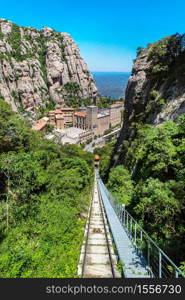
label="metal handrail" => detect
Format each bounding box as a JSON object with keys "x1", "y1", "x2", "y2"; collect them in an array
[{"x1": 98, "y1": 176, "x2": 185, "y2": 278}]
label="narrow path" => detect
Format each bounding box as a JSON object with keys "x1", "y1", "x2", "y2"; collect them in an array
[{"x1": 78, "y1": 174, "x2": 120, "y2": 278}]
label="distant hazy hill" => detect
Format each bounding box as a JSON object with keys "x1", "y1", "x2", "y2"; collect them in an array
[{"x1": 92, "y1": 72, "x2": 130, "y2": 99}]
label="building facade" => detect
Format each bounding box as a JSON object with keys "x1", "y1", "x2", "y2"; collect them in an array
[
  {"x1": 79, "y1": 130, "x2": 94, "y2": 144},
  {"x1": 86, "y1": 106, "x2": 98, "y2": 133},
  {"x1": 97, "y1": 112, "x2": 110, "y2": 136},
  {"x1": 109, "y1": 102, "x2": 123, "y2": 127},
  {"x1": 55, "y1": 114, "x2": 64, "y2": 130},
  {"x1": 73, "y1": 111, "x2": 87, "y2": 130},
  {"x1": 54, "y1": 127, "x2": 93, "y2": 145},
  {"x1": 61, "y1": 107, "x2": 74, "y2": 127},
  {"x1": 48, "y1": 108, "x2": 74, "y2": 129},
  {"x1": 34, "y1": 102, "x2": 123, "y2": 139},
  {"x1": 74, "y1": 102, "x2": 123, "y2": 136}
]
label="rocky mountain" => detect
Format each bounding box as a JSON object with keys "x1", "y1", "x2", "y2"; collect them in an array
[
  {"x1": 111, "y1": 33, "x2": 185, "y2": 166},
  {"x1": 0, "y1": 18, "x2": 97, "y2": 113}
]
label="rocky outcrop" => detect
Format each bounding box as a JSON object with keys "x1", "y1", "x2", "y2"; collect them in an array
[
  {"x1": 0, "y1": 19, "x2": 98, "y2": 112},
  {"x1": 111, "y1": 33, "x2": 185, "y2": 166}
]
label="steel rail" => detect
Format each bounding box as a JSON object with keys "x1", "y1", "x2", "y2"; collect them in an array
[{"x1": 81, "y1": 174, "x2": 115, "y2": 278}]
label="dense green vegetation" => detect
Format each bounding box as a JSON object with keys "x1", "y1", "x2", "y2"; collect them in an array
[
  {"x1": 107, "y1": 166, "x2": 133, "y2": 206},
  {"x1": 137, "y1": 33, "x2": 184, "y2": 75},
  {"x1": 0, "y1": 99, "x2": 94, "y2": 277},
  {"x1": 147, "y1": 34, "x2": 182, "y2": 74},
  {"x1": 63, "y1": 82, "x2": 82, "y2": 108},
  {"x1": 2, "y1": 24, "x2": 65, "y2": 66},
  {"x1": 98, "y1": 117, "x2": 185, "y2": 270},
  {"x1": 146, "y1": 90, "x2": 165, "y2": 115},
  {"x1": 7, "y1": 24, "x2": 35, "y2": 62},
  {"x1": 94, "y1": 142, "x2": 115, "y2": 179},
  {"x1": 96, "y1": 97, "x2": 123, "y2": 109},
  {"x1": 96, "y1": 97, "x2": 112, "y2": 108},
  {"x1": 62, "y1": 83, "x2": 96, "y2": 108}
]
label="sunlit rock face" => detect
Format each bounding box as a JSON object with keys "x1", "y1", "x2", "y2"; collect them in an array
[
  {"x1": 0, "y1": 19, "x2": 98, "y2": 112},
  {"x1": 111, "y1": 34, "x2": 185, "y2": 166}
]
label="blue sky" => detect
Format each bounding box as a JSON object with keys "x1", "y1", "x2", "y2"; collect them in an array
[{"x1": 1, "y1": 0, "x2": 185, "y2": 71}]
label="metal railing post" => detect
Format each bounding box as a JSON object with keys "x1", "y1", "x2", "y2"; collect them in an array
[
  {"x1": 119, "y1": 204, "x2": 121, "y2": 219},
  {"x1": 122, "y1": 204, "x2": 125, "y2": 224},
  {"x1": 126, "y1": 212, "x2": 128, "y2": 231},
  {"x1": 159, "y1": 251, "x2": 162, "y2": 278},
  {"x1": 123, "y1": 206, "x2": 125, "y2": 226},
  {"x1": 134, "y1": 222, "x2": 137, "y2": 246},
  {"x1": 140, "y1": 229, "x2": 143, "y2": 245},
  {"x1": 147, "y1": 242, "x2": 150, "y2": 266},
  {"x1": 130, "y1": 217, "x2": 132, "y2": 238}
]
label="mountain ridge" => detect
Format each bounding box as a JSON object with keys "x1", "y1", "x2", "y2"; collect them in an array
[
  {"x1": 0, "y1": 18, "x2": 98, "y2": 113},
  {"x1": 111, "y1": 33, "x2": 185, "y2": 166}
]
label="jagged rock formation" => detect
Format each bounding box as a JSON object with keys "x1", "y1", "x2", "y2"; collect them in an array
[
  {"x1": 111, "y1": 33, "x2": 185, "y2": 166},
  {"x1": 0, "y1": 18, "x2": 98, "y2": 112}
]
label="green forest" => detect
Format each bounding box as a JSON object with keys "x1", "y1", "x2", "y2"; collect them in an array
[
  {"x1": 0, "y1": 99, "x2": 94, "y2": 277},
  {"x1": 1, "y1": 92, "x2": 185, "y2": 276},
  {"x1": 95, "y1": 116, "x2": 185, "y2": 273}
]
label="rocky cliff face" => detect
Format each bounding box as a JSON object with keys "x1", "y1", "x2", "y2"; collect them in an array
[
  {"x1": 111, "y1": 33, "x2": 185, "y2": 166},
  {"x1": 0, "y1": 18, "x2": 97, "y2": 113}
]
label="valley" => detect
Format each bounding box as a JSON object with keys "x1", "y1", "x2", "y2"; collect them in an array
[{"x1": 0, "y1": 18, "x2": 185, "y2": 278}]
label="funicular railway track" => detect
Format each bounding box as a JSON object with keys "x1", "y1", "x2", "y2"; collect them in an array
[
  {"x1": 79, "y1": 160, "x2": 184, "y2": 278},
  {"x1": 78, "y1": 173, "x2": 119, "y2": 278}
]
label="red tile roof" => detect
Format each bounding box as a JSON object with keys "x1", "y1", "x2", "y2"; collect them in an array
[
  {"x1": 74, "y1": 111, "x2": 87, "y2": 117},
  {"x1": 32, "y1": 120, "x2": 47, "y2": 131},
  {"x1": 49, "y1": 109, "x2": 63, "y2": 114},
  {"x1": 111, "y1": 102, "x2": 124, "y2": 107},
  {"x1": 61, "y1": 107, "x2": 74, "y2": 111},
  {"x1": 54, "y1": 109, "x2": 63, "y2": 114}
]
